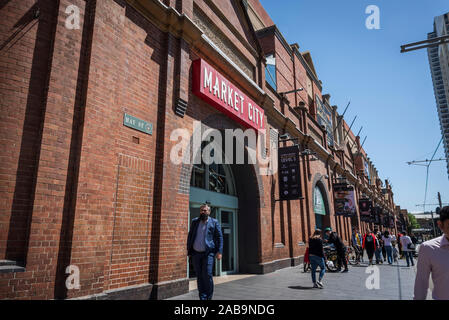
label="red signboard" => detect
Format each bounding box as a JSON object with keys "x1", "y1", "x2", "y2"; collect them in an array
[{"x1": 192, "y1": 59, "x2": 265, "y2": 131}]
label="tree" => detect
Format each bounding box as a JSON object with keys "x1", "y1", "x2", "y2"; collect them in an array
[{"x1": 407, "y1": 213, "x2": 420, "y2": 233}]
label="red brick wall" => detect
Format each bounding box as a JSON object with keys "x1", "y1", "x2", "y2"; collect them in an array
[
  {"x1": 1, "y1": 0, "x2": 90, "y2": 299},
  {"x1": 0, "y1": 0, "x2": 58, "y2": 264},
  {"x1": 247, "y1": 0, "x2": 275, "y2": 28}
]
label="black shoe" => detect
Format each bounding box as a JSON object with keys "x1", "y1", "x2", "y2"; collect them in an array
[{"x1": 341, "y1": 269, "x2": 349, "y2": 273}]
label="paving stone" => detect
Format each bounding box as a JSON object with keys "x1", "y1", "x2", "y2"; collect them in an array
[{"x1": 167, "y1": 258, "x2": 421, "y2": 300}]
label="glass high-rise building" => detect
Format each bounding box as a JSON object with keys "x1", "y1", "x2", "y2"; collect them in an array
[{"x1": 428, "y1": 13, "x2": 449, "y2": 179}]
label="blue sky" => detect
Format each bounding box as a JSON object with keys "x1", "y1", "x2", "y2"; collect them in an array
[{"x1": 259, "y1": 0, "x2": 449, "y2": 213}]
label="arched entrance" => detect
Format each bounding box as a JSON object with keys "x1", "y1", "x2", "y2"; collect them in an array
[
  {"x1": 186, "y1": 114, "x2": 262, "y2": 277},
  {"x1": 312, "y1": 178, "x2": 331, "y2": 231}
]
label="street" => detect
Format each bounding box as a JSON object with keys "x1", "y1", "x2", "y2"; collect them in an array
[{"x1": 168, "y1": 254, "x2": 431, "y2": 300}]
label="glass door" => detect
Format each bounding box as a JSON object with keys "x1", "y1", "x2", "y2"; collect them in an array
[
  {"x1": 217, "y1": 208, "x2": 237, "y2": 275},
  {"x1": 188, "y1": 204, "x2": 237, "y2": 278}
]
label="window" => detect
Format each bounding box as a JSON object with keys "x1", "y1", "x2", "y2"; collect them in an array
[
  {"x1": 191, "y1": 164, "x2": 205, "y2": 189},
  {"x1": 190, "y1": 141, "x2": 236, "y2": 196},
  {"x1": 265, "y1": 54, "x2": 277, "y2": 91},
  {"x1": 314, "y1": 186, "x2": 326, "y2": 216}
]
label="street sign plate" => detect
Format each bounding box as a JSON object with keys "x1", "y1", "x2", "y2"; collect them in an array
[{"x1": 123, "y1": 113, "x2": 152, "y2": 135}]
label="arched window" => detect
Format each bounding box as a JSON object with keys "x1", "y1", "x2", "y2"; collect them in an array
[
  {"x1": 190, "y1": 141, "x2": 236, "y2": 196},
  {"x1": 314, "y1": 185, "x2": 326, "y2": 216}
]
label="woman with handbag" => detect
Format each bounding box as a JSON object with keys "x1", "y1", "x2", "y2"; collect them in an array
[{"x1": 400, "y1": 231, "x2": 415, "y2": 267}]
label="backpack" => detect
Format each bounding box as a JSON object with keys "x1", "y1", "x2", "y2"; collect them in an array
[{"x1": 365, "y1": 234, "x2": 374, "y2": 244}]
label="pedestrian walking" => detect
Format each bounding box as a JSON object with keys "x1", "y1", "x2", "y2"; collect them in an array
[
  {"x1": 397, "y1": 233, "x2": 403, "y2": 258},
  {"x1": 411, "y1": 233, "x2": 418, "y2": 246},
  {"x1": 400, "y1": 231, "x2": 415, "y2": 267},
  {"x1": 414, "y1": 206, "x2": 449, "y2": 300},
  {"x1": 351, "y1": 227, "x2": 363, "y2": 263},
  {"x1": 391, "y1": 234, "x2": 399, "y2": 262},
  {"x1": 363, "y1": 229, "x2": 377, "y2": 265},
  {"x1": 381, "y1": 233, "x2": 387, "y2": 262},
  {"x1": 187, "y1": 204, "x2": 223, "y2": 300},
  {"x1": 325, "y1": 227, "x2": 348, "y2": 272},
  {"x1": 382, "y1": 231, "x2": 394, "y2": 264},
  {"x1": 374, "y1": 230, "x2": 384, "y2": 264},
  {"x1": 308, "y1": 229, "x2": 326, "y2": 288}
]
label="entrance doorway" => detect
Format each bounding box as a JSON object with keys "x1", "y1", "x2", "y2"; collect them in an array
[
  {"x1": 188, "y1": 162, "x2": 238, "y2": 278},
  {"x1": 185, "y1": 116, "x2": 262, "y2": 276},
  {"x1": 313, "y1": 183, "x2": 330, "y2": 230}
]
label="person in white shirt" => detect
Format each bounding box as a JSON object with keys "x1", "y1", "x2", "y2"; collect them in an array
[
  {"x1": 414, "y1": 206, "x2": 449, "y2": 300},
  {"x1": 400, "y1": 231, "x2": 414, "y2": 267},
  {"x1": 382, "y1": 230, "x2": 393, "y2": 264}
]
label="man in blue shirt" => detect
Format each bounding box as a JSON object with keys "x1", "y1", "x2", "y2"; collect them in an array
[{"x1": 187, "y1": 204, "x2": 223, "y2": 300}]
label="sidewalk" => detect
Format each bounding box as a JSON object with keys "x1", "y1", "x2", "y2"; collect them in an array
[{"x1": 168, "y1": 256, "x2": 430, "y2": 300}]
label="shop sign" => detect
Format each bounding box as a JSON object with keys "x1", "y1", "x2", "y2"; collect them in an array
[
  {"x1": 192, "y1": 59, "x2": 265, "y2": 132},
  {"x1": 278, "y1": 145, "x2": 302, "y2": 200},
  {"x1": 333, "y1": 183, "x2": 356, "y2": 217},
  {"x1": 370, "y1": 206, "x2": 379, "y2": 224},
  {"x1": 123, "y1": 113, "x2": 152, "y2": 135},
  {"x1": 359, "y1": 199, "x2": 372, "y2": 222}
]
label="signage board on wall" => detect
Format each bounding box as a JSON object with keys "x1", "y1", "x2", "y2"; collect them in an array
[
  {"x1": 123, "y1": 113, "x2": 153, "y2": 135},
  {"x1": 278, "y1": 145, "x2": 302, "y2": 200},
  {"x1": 192, "y1": 59, "x2": 265, "y2": 132},
  {"x1": 371, "y1": 206, "x2": 382, "y2": 226},
  {"x1": 359, "y1": 199, "x2": 372, "y2": 222},
  {"x1": 333, "y1": 183, "x2": 356, "y2": 217},
  {"x1": 371, "y1": 206, "x2": 380, "y2": 224}
]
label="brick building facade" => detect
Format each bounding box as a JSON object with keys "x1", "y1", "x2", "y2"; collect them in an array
[{"x1": 0, "y1": 0, "x2": 399, "y2": 300}]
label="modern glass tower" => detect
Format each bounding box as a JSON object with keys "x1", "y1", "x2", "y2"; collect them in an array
[{"x1": 428, "y1": 13, "x2": 449, "y2": 179}]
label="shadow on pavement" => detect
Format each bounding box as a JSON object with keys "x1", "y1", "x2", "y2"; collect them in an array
[{"x1": 288, "y1": 285, "x2": 316, "y2": 290}]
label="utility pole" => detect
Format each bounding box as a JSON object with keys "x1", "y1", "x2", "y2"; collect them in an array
[
  {"x1": 430, "y1": 211, "x2": 436, "y2": 237},
  {"x1": 438, "y1": 192, "x2": 442, "y2": 209}
]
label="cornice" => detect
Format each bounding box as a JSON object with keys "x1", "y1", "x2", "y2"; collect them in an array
[{"x1": 126, "y1": 0, "x2": 273, "y2": 110}]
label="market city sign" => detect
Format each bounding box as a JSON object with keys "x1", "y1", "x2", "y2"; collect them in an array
[{"x1": 192, "y1": 59, "x2": 265, "y2": 132}]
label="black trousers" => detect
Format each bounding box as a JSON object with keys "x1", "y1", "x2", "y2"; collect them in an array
[{"x1": 337, "y1": 248, "x2": 348, "y2": 270}]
